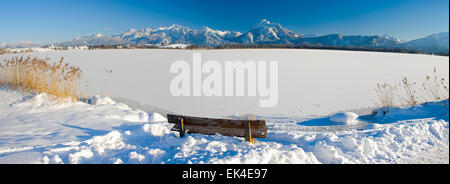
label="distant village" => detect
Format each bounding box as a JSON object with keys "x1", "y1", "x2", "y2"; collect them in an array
[{"x1": 0, "y1": 43, "x2": 447, "y2": 56}]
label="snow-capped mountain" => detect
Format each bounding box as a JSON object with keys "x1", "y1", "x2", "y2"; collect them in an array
[
  {"x1": 53, "y1": 19, "x2": 302, "y2": 47},
  {"x1": 58, "y1": 33, "x2": 127, "y2": 46},
  {"x1": 189, "y1": 26, "x2": 237, "y2": 46},
  {"x1": 3, "y1": 19, "x2": 448, "y2": 54},
  {"x1": 236, "y1": 19, "x2": 301, "y2": 44},
  {"x1": 402, "y1": 32, "x2": 449, "y2": 53},
  {"x1": 1, "y1": 41, "x2": 39, "y2": 48},
  {"x1": 55, "y1": 19, "x2": 407, "y2": 48},
  {"x1": 100, "y1": 24, "x2": 242, "y2": 46},
  {"x1": 294, "y1": 34, "x2": 401, "y2": 48},
  {"x1": 382, "y1": 34, "x2": 402, "y2": 43}
]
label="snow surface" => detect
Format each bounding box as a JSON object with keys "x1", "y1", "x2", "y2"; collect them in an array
[
  {"x1": 0, "y1": 49, "x2": 448, "y2": 163},
  {"x1": 1, "y1": 49, "x2": 448, "y2": 117},
  {"x1": 0, "y1": 88, "x2": 448, "y2": 164},
  {"x1": 91, "y1": 95, "x2": 116, "y2": 105},
  {"x1": 330, "y1": 112, "x2": 359, "y2": 125}
]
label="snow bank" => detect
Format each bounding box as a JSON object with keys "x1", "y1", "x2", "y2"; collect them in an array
[
  {"x1": 330, "y1": 112, "x2": 359, "y2": 124},
  {"x1": 39, "y1": 122, "x2": 322, "y2": 164},
  {"x1": 11, "y1": 93, "x2": 80, "y2": 108},
  {"x1": 89, "y1": 95, "x2": 149, "y2": 122},
  {"x1": 35, "y1": 116, "x2": 448, "y2": 164},
  {"x1": 371, "y1": 100, "x2": 449, "y2": 123},
  {"x1": 0, "y1": 89, "x2": 151, "y2": 151},
  {"x1": 143, "y1": 123, "x2": 171, "y2": 136},
  {"x1": 149, "y1": 113, "x2": 167, "y2": 122},
  {"x1": 271, "y1": 118, "x2": 448, "y2": 164},
  {"x1": 0, "y1": 89, "x2": 448, "y2": 164},
  {"x1": 91, "y1": 95, "x2": 116, "y2": 105}
]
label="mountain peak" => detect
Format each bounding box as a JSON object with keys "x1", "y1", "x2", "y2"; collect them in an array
[
  {"x1": 382, "y1": 34, "x2": 401, "y2": 43},
  {"x1": 127, "y1": 29, "x2": 137, "y2": 33},
  {"x1": 168, "y1": 24, "x2": 180, "y2": 29},
  {"x1": 429, "y1": 32, "x2": 449, "y2": 39},
  {"x1": 259, "y1": 19, "x2": 271, "y2": 25},
  {"x1": 202, "y1": 26, "x2": 214, "y2": 31},
  {"x1": 41, "y1": 20, "x2": 448, "y2": 54},
  {"x1": 253, "y1": 19, "x2": 274, "y2": 28}
]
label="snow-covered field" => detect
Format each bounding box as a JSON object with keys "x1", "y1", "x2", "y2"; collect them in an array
[
  {"x1": 0, "y1": 49, "x2": 448, "y2": 164},
  {"x1": 0, "y1": 88, "x2": 448, "y2": 164},
  {"x1": 1, "y1": 49, "x2": 448, "y2": 117}
]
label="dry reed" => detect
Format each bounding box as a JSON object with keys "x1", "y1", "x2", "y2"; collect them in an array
[
  {"x1": 376, "y1": 67, "x2": 449, "y2": 107},
  {"x1": 0, "y1": 56, "x2": 83, "y2": 101}
]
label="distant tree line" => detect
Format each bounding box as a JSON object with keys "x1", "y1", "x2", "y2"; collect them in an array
[
  {"x1": 87, "y1": 44, "x2": 180, "y2": 50},
  {"x1": 2, "y1": 44, "x2": 447, "y2": 56},
  {"x1": 88, "y1": 44, "x2": 159, "y2": 50},
  {"x1": 188, "y1": 43, "x2": 448, "y2": 56}
]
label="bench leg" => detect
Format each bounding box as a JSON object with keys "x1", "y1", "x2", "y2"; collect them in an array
[
  {"x1": 244, "y1": 122, "x2": 253, "y2": 143},
  {"x1": 178, "y1": 117, "x2": 185, "y2": 138}
]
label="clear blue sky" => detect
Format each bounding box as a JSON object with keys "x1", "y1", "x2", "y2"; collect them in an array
[{"x1": 0, "y1": 0, "x2": 448, "y2": 44}]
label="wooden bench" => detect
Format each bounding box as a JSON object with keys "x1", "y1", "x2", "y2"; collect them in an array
[{"x1": 167, "y1": 114, "x2": 268, "y2": 143}]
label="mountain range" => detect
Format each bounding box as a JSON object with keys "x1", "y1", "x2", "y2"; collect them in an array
[{"x1": 2, "y1": 19, "x2": 449, "y2": 54}]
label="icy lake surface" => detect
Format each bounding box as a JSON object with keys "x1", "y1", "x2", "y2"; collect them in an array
[{"x1": 1, "y1": 49, "x2": 448, "y2": 117}]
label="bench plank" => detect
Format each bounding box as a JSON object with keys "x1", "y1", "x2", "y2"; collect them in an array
[{"x1": 167, "y1": 114, "x2": 268, "y2": 138}]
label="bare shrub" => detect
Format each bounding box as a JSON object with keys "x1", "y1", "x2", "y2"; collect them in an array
[
  {"x1": 400, "y1": 77, "x2": 418, "y2": 106},
  {"x1": 376, "y1": 67, "x2": 449, "y2": 107},
  {"x1": 375, "y1": 83, "x2": 398, "y2": 107},
  {"x1": 422, "y1": 67, "x2": 449, "y2": 101}
]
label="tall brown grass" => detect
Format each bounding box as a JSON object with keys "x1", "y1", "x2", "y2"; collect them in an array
[
  {"x1": 375, "y1": 83, "x2": 398, "y2": 107},
  {"x1": 0, "y1": 56, "x2": 83, "y2": 101},
  {"x1": 376, "y1": 67, "x2": 449, "y2": 107}
]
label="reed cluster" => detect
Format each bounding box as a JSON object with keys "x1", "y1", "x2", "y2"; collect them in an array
[
  {"x1": 376, "y1": 67, "x2": 448, "y2": 107},
  {"x1": 0, "y1": 56, "x2": 83, "y2": 101}
]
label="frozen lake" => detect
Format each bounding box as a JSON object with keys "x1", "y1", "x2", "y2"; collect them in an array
[{"x1": 1, "y1": 49, "x2": 448, "y2": 117}]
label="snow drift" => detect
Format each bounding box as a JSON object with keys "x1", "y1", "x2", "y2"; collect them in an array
[
  {"x1": 0, "y1": 88, "x2": 447, "y2": 164},
  {"x1": 329, "y1": 112, "x2": 359, "y2": 125}
]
